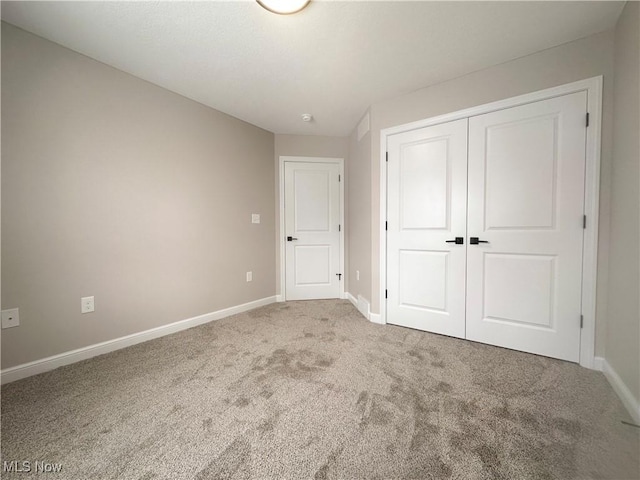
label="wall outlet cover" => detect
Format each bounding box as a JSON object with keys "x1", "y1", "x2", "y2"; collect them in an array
[
  {"x1": 81, "y1": 296, "x2": 95, "y2": 314},
  {"x1": 246, "y1": 271, "x2": 253, "y2": 282},
  {"x1": 251, "y1": 214, "x2": 260, "y2": 224},
  {"x1": 1, "y1": 308, "x2": 20, "y2": 329}
]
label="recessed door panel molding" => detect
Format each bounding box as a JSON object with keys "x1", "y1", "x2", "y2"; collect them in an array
[
  {"x1": 483, "y1": 253, "x2": 556, "y2": 329},
  {"x1": 399, "y1": 250, "x2": 448, "y2": 312},
  {"x1": 284, "y1": 161, "x2": 341, "y2": 300},
  {"x1": 484, "y1": 114, "x2": 559, "y2": 230},
  {"x1": 294, "y1": 245, "x2": 331, "y2": 286},
  {"x1": 294, "y1": 170, "x2": 331, "y2": 232},
  {"x1": 400, "y1": 138, "x2": 450, "y2": 230},
  {"x1": 386, "y1": 118, "x2": 468, "y2": 339},
  {"x1": 466, "y1": 91, "x2": 587, "y2": 362}
]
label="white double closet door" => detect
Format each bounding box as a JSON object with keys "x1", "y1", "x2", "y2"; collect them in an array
[{"x1": 387, "y1": 92, "x2": 587, "y2": 362}]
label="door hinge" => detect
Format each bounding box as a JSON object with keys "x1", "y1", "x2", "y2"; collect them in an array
[
  {"x1": 338, "y1": 174, "x2": 341, "y2": 182},
  {"x1": 580, "y1": 315, "x2": 584, "y2": 328},
  {"x1": 386, "y1": 152, "x2": 389, "y2": 162},
  {"x1": 385, "y1": 289, "x2": 388, "y2": 299},
  {"x1": 583, "y1": 215, "x2": 587, "y2": 229},
  {"x1": 338, "y1": 224, "x2": 341, "y2": 232},
  {"x1": 586, "y1": 113, "x2": 590, "y2": 127},
  {"x1": 385, "y1": 221, "x2": 388, "y2": 231}
]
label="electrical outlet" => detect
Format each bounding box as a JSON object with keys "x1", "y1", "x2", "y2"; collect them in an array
[
  {"x1": 81, "y1": 296, "x2": 95, "y2": 314},
  {"x1": 1, "y1": 308, "x2": 20, "y2": 329},
  {"x1": 246, "y1": 271, "x2": 253, "y2": 282},
  {"x1": 251, "y1": 214, "x2": 260, "y2": 224},
  {"x1": 356, "y1": 270, "x2": 360, "y2": 281}
]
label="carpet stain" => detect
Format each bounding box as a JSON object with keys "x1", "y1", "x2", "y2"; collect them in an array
[
  {"x1": 259, "y1": 388, "x2": 274, "y2": 399},
  {"x1": 436, "y1": 381, "x2": 453, "y2": 393},
  {"x1": 233, "y1": 397, "x2": 250, "y2": 408},
  {"x1": 475, "y1": 444, "x2": 505, "y2": 479},
  {"x1": 302, "y1": 435, "x2": 320, "y2": 448},
  {"x1": 491, "y1": 400, "x2": 511, "y2": 420},
  {"x1": 356, "y1": 391, "x2": 369, "y2": 408},
  {"x1": 357, "y1": 392, "x2": 394, "y2": 428},
  {"x1": 257, "y1": 412, "x2": 281, "y2": 434},
  {"x1": 554, "y1": 417, "x2": 582, "y2": 437},
  {"x1": 314, "y1": 446, "x2": 344, "y2": 480},
  {"x1": 431, "y1": 360, "x2": 445, "y2": 368},
  {"x1": 168, "y1": 404, "x2": 184, "y2": 416},
  {"x1": 403, "y1": 454, "x2": 452, "y2": 479},
  {"x1": 320, "y1": 331, "x2": 336, "y2": 342},
  {"x1": 516, "y1": 409, "x2": 540, "y2": 429},
  {"x1": 407, "y1": 349, "x2": 424, "y2": 360},
  {"x1": 255, "y1": 348, "x2": 334, "y2": 380},
  {"x1": 195, "y1": 438, "x2": 251, "y2": 480},
  {"x1": 314, "y1": 357, "x2": 334, "y2": 368}
]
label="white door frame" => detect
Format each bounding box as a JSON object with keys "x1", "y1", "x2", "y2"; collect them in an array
[
  {"x1": 379, "y1": 76, "x2": 603, "y2": 369},
  {"x1": 279, "y1": 156, "x2": 345, "y2": 301}
]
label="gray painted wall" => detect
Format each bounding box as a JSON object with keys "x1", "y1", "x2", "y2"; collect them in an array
[
  {"x1": 607, "y1": 1, "x2": 640, "y2": 406},
  {"x1": 1, "y1": 24, "x2": 276, "y2": 368},
  {"x1": 347, "y1": 116, "x2": 372, "y2": 306}
]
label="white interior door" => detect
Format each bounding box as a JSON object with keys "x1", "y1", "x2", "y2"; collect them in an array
[
  {"x1": 285, "y1": 162, "x2": 341, "y2": 300},
  {"x1": 466, "y1": 92, "x2": 587, "y2": 362},
  {"x1": 386, "y1": 119, "x2": 468, "y2": 338}
]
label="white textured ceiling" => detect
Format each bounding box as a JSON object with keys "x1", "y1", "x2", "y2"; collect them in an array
[{"x1": 1, "y1": 1, "x2": 624, "y2": 136}]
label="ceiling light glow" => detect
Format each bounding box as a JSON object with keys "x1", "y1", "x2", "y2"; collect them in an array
[{"x1": 257, "y1": 0, "x2": 310, "y2": 15}]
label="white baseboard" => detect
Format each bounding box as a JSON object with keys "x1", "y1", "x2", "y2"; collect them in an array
[
  {"x1": 276, "y1": 294, "x2": 285, "y2": 302},
  {"x1": 369, "y1": 312, "x2": 383, "y2": 325},
  {"x1": 346, "y1": 292, "x2": 358, "y2": 309},
  {"x1": 599, "y1": 357, "x2": 640, "y2": 424},
  {"x1": 357, "y1": 294, "x2": 370, "y2": 320},
  {"x1": 593, "y1": 356, "x2": 605, "y2": 372},
  {"x1": 0, "y1": 295, "x2": 277, "y2": 385},
  {"x1": 346, "y1": 292, "x2": 372, "y2": 321}
]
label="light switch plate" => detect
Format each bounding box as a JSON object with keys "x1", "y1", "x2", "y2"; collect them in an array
[
  {"x1": 1, "y1": 308, "x2": 20, "y2": 329},
  {"x1": 251, "y1": 214, "x2": 260, "y2": 224},
  {"x1": 246, "y1": 271, "x2": 253, "y2": 282}
]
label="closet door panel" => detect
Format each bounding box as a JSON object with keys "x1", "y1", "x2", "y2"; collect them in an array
[
  {"x1": 466, "y1": 92, "x2": 587, "y2": 362},
  {"x1": 386, "y1": 119, "x2": 468, "y2": 338}
]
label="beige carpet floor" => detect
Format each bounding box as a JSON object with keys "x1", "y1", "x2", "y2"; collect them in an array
[{"x1": 1, "y1": 300, "x2": 639, "y2": 479}]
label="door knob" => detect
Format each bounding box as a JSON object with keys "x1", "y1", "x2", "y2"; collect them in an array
[
  {"x1": 469, "y1": 237, "x2": 489, "y2": 245},
  {"x1": 287, "y1": 236, "x2": 298, "y2": 241},
  {"x1": 445, "y1": 237, "x2": 464, "y2": 244}
]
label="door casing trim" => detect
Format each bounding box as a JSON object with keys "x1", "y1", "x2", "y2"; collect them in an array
[
  {"x1": 279, "y1": 156, "x2": 345, "y2": 302},
  {"x1": 379, "y1": 76, "x2": 602, "y2": 369}
]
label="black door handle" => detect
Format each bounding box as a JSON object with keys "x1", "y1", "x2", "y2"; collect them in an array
[
  {"x1": 287, "y1": 236, "x2": 298, "y2": 241},
  {"x1": 469, "y1": 237, "x2": 489, "y2": 245},
  {"x1": 445, "y1": 237, "x2": 464, "y2": 245}
]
